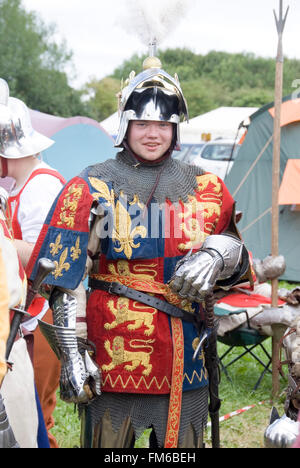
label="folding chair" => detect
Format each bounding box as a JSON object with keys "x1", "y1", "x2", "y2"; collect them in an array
[{"x1": 215, "y1": 305, "x2": 272, "y2": 391}]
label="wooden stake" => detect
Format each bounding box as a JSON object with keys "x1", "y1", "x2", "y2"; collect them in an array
[{"x1": 271, "y1": 0, "x2": 289, "y2": 399}]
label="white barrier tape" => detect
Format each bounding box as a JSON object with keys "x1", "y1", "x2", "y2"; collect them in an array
[{"x1": 207, "y1": 401, "x2": 266, "y2": 426}]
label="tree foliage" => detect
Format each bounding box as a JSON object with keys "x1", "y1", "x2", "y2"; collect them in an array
[
  {"x1": 84, "y1": 77, "x2": 120, "y2": 122},
  {"x1": 0, "y1": 0, "x2": 86, "y2": 116},
  {"x1": 101, "y1": 48, "x2": 300, "y2": 119},
  {"x1": 3, "y1": 1, "x2": 300, "y2": 122}
]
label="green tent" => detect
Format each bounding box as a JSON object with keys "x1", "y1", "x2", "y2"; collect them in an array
[{"x1": 225, "y1": 95, "x2": 300, "y2": 282}]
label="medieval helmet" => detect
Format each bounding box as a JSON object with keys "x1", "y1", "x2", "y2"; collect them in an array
[
  {"x1": 115, "y1": 56, "x2": 189, "y2": 150},
  {"x1": 0, "y1": 79, "x2": 54, "y2": 159}
]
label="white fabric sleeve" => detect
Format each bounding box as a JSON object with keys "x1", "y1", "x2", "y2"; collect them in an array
[
  {"x1": 0, "y1": 216, "x2": 27, "y2": 309},
  {"x1": 17, "y1": 174, "x2": 63, "y2": 243}
]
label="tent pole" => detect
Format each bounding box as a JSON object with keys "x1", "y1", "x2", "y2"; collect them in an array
[{"x1": 271, "y1": 0, "x2": 289, "y2": 399}]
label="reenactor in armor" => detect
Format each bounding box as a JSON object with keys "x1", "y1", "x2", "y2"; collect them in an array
[
  {"x1": 27, "y1": 55, "x2": 252, "y2": 448},
  {"x1": 0, "y1": 78, "x2": 65, "y2": 447},
  {"x1": 0, "y1": 186, "x2": 38, "y2": 448},
  {"x1": 0, "y1": 218, "x2": 9, "y2": 387},
  {"x1": 0, "y1": 189, "x2": 17, "y2": 448}
]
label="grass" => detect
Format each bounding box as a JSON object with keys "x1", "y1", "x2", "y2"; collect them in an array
[
  {"x1": 206, "y1": 339, "x2": 287, "y2": 448},
  {"x1": 51, "y1": 398, "x2": 80, "y2": 448}
]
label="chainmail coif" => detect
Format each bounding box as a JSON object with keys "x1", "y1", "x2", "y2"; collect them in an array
[{"x1": 86, "y1": 150, "x2": 204, "y2": 205}]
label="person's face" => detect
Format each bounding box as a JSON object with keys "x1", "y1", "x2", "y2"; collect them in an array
[{"x1": 127, "y1": 120, "x2": 173, "y2": 161}]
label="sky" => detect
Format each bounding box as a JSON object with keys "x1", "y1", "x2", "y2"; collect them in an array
[{"x1": 22, "y1": 0, "x2": 300, "y2": 90}]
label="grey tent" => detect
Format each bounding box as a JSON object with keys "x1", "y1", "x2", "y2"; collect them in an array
[{"x1": 225, "y1": 95, "x2": 300, "y2": 282}]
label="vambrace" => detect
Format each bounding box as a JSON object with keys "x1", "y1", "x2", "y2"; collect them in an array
[
  {"x1": 170, "y1": 234, "x2": 249, "y2": 302},
  {"x1": 0, "y1": 392, "x2": 19, "y2": 448},
  {"x1": 38, "y1": 288, "x2": 101, "y2": 404}
]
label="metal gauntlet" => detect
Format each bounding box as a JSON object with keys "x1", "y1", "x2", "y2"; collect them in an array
[
  {"x1": 38, "y1": 289, "x2": 101, "y2": 404},
  {"x1": 170, "y1": 234, "x2": 248, "y2": 302},
  {"x1": 264, "y1": 408, "x2": 299, "y2": 448}
]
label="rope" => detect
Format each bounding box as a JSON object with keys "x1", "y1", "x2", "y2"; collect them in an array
[
  {"x1": 240, "y1": 207, "x2": 272, "y2": 234},
  {"x1": 233, "y1": 135, "x2": 273, "y2": 198}
]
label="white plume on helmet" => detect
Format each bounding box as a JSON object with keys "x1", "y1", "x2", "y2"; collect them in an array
[{"x1": 114, "y1": 1, "x2": 193, "y2": 150}]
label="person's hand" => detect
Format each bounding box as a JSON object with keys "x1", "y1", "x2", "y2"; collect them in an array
[
  {"x1": 170, "y1": 249, "x2": 224, "y2": 302},
  {"x1": 60, "y1": 340, "x2": 101, "y2": 404},
  {"x1": 170, "y1": 234, "x2": 246, "y2": 303}
]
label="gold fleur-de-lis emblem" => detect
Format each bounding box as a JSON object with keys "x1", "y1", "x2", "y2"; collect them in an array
[
  {"x1": 49, "y1": 233, "x2": 63, "y2": 256},
  {"x1": 52, "y1": 248, "x2": 70, "y2": 279},
  {"x1": 88, "y1": 178, "x2": 115, "y2": 206},
  {"x1": 129, "y1": 194, "x2": 144, "y2": 209},
  {"x1": 112, "y1": 201, "x2": 147, "y2": 259},
  {"x1": 192, "y1": 338, "x2": 205, "y2": 361},
  {"x1": 70, "y1": 236, "x2": 81, "y2": 261}
]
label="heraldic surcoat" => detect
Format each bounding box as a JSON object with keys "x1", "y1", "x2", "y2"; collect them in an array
[{"x1": 27, "y1": 160, "x2": 234, "y2": 397}]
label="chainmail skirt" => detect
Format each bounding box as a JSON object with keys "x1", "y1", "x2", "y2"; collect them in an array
[{"x1": 80, "y1": 386, "x2": 208, "y2": 448}]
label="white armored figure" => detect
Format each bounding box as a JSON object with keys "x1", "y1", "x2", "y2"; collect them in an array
[{"x1": 264, "y1": 314, "x2": 300, "y2": 448}]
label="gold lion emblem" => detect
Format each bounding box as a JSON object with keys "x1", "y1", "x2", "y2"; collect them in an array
[
  {"x1": 102, "y1": 336, "x2": 154, "y2": 376},
  {"x1": 104, "y1": 297, "x2": 157, "y2": 336}
]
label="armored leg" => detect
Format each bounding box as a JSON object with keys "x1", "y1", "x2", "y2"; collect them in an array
[
  {"x1": 81, "y1": 412, "x2": 204, "y2": 449},
  {"x1": 178, "y1": 425, "x2": 204, "y2": 448},
  {"x1": 81, "y1": 409, "x2": 135, "y2": 448},
  {"x1": 0, "y1": 392, "x2": 19, "y2": 448},
  {"x1": 150, "y1": 425, "x2": 204, "y2": 449},
  {"x1": 80, "y1": 388, "x2": 208, "y2": 448}
]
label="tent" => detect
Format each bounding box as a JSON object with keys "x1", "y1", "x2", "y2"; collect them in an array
[
  {"x1": 101, "y1": 107, "x2": 259, "y2": 144},
  {"x1": 100, "y1": 111, "x2": 119, "y2": 139},
  {"x1": 0, "y1": 109, "x2": 117, "y2": 192},
  {"x1": 29, "y1": 109, "x2": 118, "y2": 182},
  {"x1": 225, "y1": 95, "x2": 300, "y2": 282},
  {"x1": 180, "y1": 106, "x2": 258, "y2": 143}
]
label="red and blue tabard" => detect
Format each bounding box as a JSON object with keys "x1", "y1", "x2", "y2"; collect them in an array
[
  {"x1": 8, "y1": 168, "x2": 66, "y2": 318},
  {"x1": 28, "y1": 168, "x2": 235, "y2": 396}
]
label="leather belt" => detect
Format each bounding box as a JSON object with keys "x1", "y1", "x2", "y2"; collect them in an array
[{"x1": 88, "y1": 278, "x2": 195, "y2": 323}]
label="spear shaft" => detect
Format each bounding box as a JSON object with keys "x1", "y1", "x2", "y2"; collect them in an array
[{"x1": 271, "y1": 0, "x2": 289, "y2": 398}]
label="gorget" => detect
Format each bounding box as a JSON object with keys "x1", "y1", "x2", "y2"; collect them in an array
[{"x1": 86, "y1": 150, "x2": 204, "y2": 205}]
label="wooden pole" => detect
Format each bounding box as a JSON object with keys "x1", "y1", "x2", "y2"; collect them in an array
[{"x1": 271, "y1": 0, "x2": 289, "y2": 399}]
